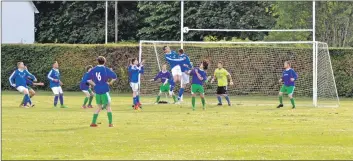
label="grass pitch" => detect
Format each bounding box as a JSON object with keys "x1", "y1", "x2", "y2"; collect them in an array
[{"x1": 2, "y1": 91, "x2": 353, "y2": 160}]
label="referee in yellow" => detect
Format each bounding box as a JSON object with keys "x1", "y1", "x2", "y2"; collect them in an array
[{"x1": 211, "y1": 61, "x2": 234, "y2": 106}]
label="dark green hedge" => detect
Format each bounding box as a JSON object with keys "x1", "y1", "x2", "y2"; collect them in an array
[
  {"x1": 1, "y1": 44, "x2": 138, "y2": 92},
  {"x1": 1, "y1": 44, "x2": 352, "y2": 97}
]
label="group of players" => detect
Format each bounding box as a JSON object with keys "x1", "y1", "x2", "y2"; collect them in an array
[{"x1": 9, "y1": 46, "x2": 298, "y2": 127}]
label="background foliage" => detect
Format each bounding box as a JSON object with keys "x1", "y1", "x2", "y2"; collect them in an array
[
  {"x1": 33, "y1": 1, "x2": 353, "y2": 47},
  {"x1": 2, "y1": 44, "x2": 353, "y2": 97}
]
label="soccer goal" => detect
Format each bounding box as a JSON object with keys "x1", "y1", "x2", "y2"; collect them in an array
[{"x1": 139, "y1": 40, "x2": 339, "y2": 107}]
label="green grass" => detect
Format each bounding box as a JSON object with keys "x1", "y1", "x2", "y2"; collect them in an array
[{"x1": 2, "y1": 91, "x2": 353, "y2": 160}]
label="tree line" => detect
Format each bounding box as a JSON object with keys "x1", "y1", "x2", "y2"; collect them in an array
[{"x1": 34, "y1": 1, "x2": 353, "y2": 47}]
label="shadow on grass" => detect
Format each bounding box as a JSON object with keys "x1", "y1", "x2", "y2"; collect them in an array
[{"x1": 35, "y1": 126, "x2": 88, "y2": 132}]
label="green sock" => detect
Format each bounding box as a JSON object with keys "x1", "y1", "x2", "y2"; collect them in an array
[
  {"x1": 290, "y1": 98, "x2": 296, "y2": 108},
  {"x1": 201, "y1": 98, "x2": 206, "y2": 109},
  {"x1": 107, "y1": 112, "x2": 112, "y2": 124},
  {"x1": 192, "y1": 97, "x2": 196, "y2": 110},
  {"x1": 88, "y1": 96, "x2": 93, "y2": 105},
  {"x1": 156, "y1": 96, "x2": 160, "y2": 103},
  {"x1": 172, "y1": 95, "x2": 177, "y2": 103},
  {"x1": 83, "y1": 97, "x2": 89, "y2": 106},
  {"x1": 279, "y1": 96, "x2": 283, "y2": 104},
  {"x1": 92, "y1": 114, "x2": 98, "y2": 124}
]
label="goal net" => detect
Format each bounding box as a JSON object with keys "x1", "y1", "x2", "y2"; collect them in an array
[{"x1": 139, "y1": 41, "x2": 339, "y2": 107}]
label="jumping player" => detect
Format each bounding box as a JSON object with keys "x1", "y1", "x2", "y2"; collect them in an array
[{"x1": 177, "y1": 49, "x2": 192, "y2": 103}]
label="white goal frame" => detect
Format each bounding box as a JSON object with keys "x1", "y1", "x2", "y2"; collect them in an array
[{"x1": 139, "y1": 40, "x2": 340, "y2": 108}]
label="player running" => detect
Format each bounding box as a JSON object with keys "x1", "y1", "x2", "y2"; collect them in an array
[
  {"x1": 19, "y1": 66, "x2": 44, "y2": 107},
  {"x1": 86, "y1": 56, "x2": 117, "y2": 127},
  {"x1": 163, "y1": 46, "x2": 186, "y2": 90},
  {"x1": 47, "y1": 61, "x2": 68, "y2": 108},
  {"x1": 80, "y1": 65, "x2": 95, "y2": 109},
  {"x1": 187, "y1": 60, "x2": 211, "y2": 111},
  {"x1": 211, "y1": 61, "x2": 234, "y2": 106},
  {"x1": 277, "y1": 61, "x2": 298, "y2": 109},
  {"x1": 177, "y1": 49, "x2": 192, "y2": 103},
  {"x1": 9, "y1": 62, "x2": 37, "y2": 108},
  {"x1": 150, "y1": 64, "x2": 177, "y2": 104},
  {"x1": 129, "y1": 58, "x2": 144, "y2": 110}
]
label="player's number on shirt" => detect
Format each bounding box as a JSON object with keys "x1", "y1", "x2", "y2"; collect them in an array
[{"x1": 96, "y1": 72, "x2": 102, "y2": 81}]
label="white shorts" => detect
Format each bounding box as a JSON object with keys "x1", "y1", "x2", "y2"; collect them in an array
[
  {"x1": 130, "y1": 82, "x2": 139, "y2": 92},
  {"x1": 181, "y1": 72, "x2": 190, "y2": 85},
  {"x1": 171, "y1": 65, "x2": 182, "y2": 77},
  {"x1": 51, "y1": 86, "x2": 63, "y2": 95},
  {"x1": 16, "y1": 86, "x2": 28, "y2": 93}
]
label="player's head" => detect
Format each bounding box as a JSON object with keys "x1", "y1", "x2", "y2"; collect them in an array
[
  {"x1": 97, "y1": 56, "x2": 106, "y2": 65},
  {"x1": 284, "y1": 61, "x2": 291, "y2": 68},
  {"x1": 162, "y1": 64, "x2": 167, "y2": 71},
  {"x1": 163, "y1": 46, "x2": 171, "y2": 54},
  {"x1": 131, "y1": 58, "x2": 138, "y2": 65},
  {"x1": 17, "y1": 62, "x2": 24, "y2": 69},
  {"x1": 200, "y1": 60, "x2": 209, "y2": 70},
  {"x1": 217, "y1": 61, "x2": 223, "y2": 69},
  {"x1": 85, "y1": 65, "x2": 93, "y2": 72},
  {"x1": 53, "y1": 61, "x2": 59, "y2": 68},
  {"x1": 178, "y1": 49, "x2": 184, "y2": 55}
]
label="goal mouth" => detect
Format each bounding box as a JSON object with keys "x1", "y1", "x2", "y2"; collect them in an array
[{"x1": 139, "y1": 40, "x2": 339, "y2": 108}]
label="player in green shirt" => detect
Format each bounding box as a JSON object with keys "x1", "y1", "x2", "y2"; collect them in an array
[{"x1": 211, "y1": 61, "x2": 234, "y2": 106}]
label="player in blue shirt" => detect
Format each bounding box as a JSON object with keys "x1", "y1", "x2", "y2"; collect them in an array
[
  {"x1": 150, "y1": 64, "x2": 177, "y2": 104},
  {"x1": 177, "y1": 49, "x2": 193, "y2": 103},
  {"x1": 187, "y1": 60, "x2": 211, "y2": 111},
  {"x1": 80, "y1": 65, "x2": 95, "y2": 109},
  {"x1": 86, "y1": 56, "x2": 117, "y2": 127},
  {"x1": 48, "y1": 61, "x2": 68, "y2": 108},
  {"x1": 129, "y1": 58, "x2": 145, "y2": 110},
  {"x1": 277, "y1": 61, "x2": 298, "y2": 109},
  {"x1": 163, "y1": 46, "x2": 186, "y2": 92},
  {"x1": 9, "y1": 62, "x2": 37, "y2": 108},
  {"x1": 19, "y1": 66, "x2": 44, "y2": 107}
]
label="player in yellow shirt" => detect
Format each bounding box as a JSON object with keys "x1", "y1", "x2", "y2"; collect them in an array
[{"x1": 211, "y1": 61, "x2": 234, "y2": 106}]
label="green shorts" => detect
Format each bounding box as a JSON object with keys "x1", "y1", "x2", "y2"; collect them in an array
[
  {"x1": 96, "y1": 92, "x2": 111, "y2": 105},
  {"x1": 160, "y1": 83, "x2": 170, "y2": 92},
  {"x1": 191, "y1": 84, "x2": 204, "y2": 94},
  {"x1": 280, "y1": 85, "x2": 295, "y2": 95}
]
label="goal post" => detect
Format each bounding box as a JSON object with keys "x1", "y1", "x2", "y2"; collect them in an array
[{"x1": 139, "y1": 40, "x2": 339, "y2": 107}]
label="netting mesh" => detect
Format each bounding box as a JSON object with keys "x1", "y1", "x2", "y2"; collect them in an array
[{"x1": 139, "y1": 41, "x2": 339, "y2": 107}]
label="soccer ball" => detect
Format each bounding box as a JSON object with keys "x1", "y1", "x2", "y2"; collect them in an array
[{"x1": 183, "y1": 27, "x2": 189, "y2": 33}]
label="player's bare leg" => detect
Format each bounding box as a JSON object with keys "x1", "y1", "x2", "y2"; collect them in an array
[
  {"x1": 90, "y1": 105, "x2": 102, "y2": 127},
  {"x1": 277, "y1": 92, "x2": 284, "y2": 108}
]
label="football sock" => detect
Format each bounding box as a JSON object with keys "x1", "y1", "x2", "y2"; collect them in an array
[{"x1": 107, "y1": 112, "x2": 112, "y2": 124}]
